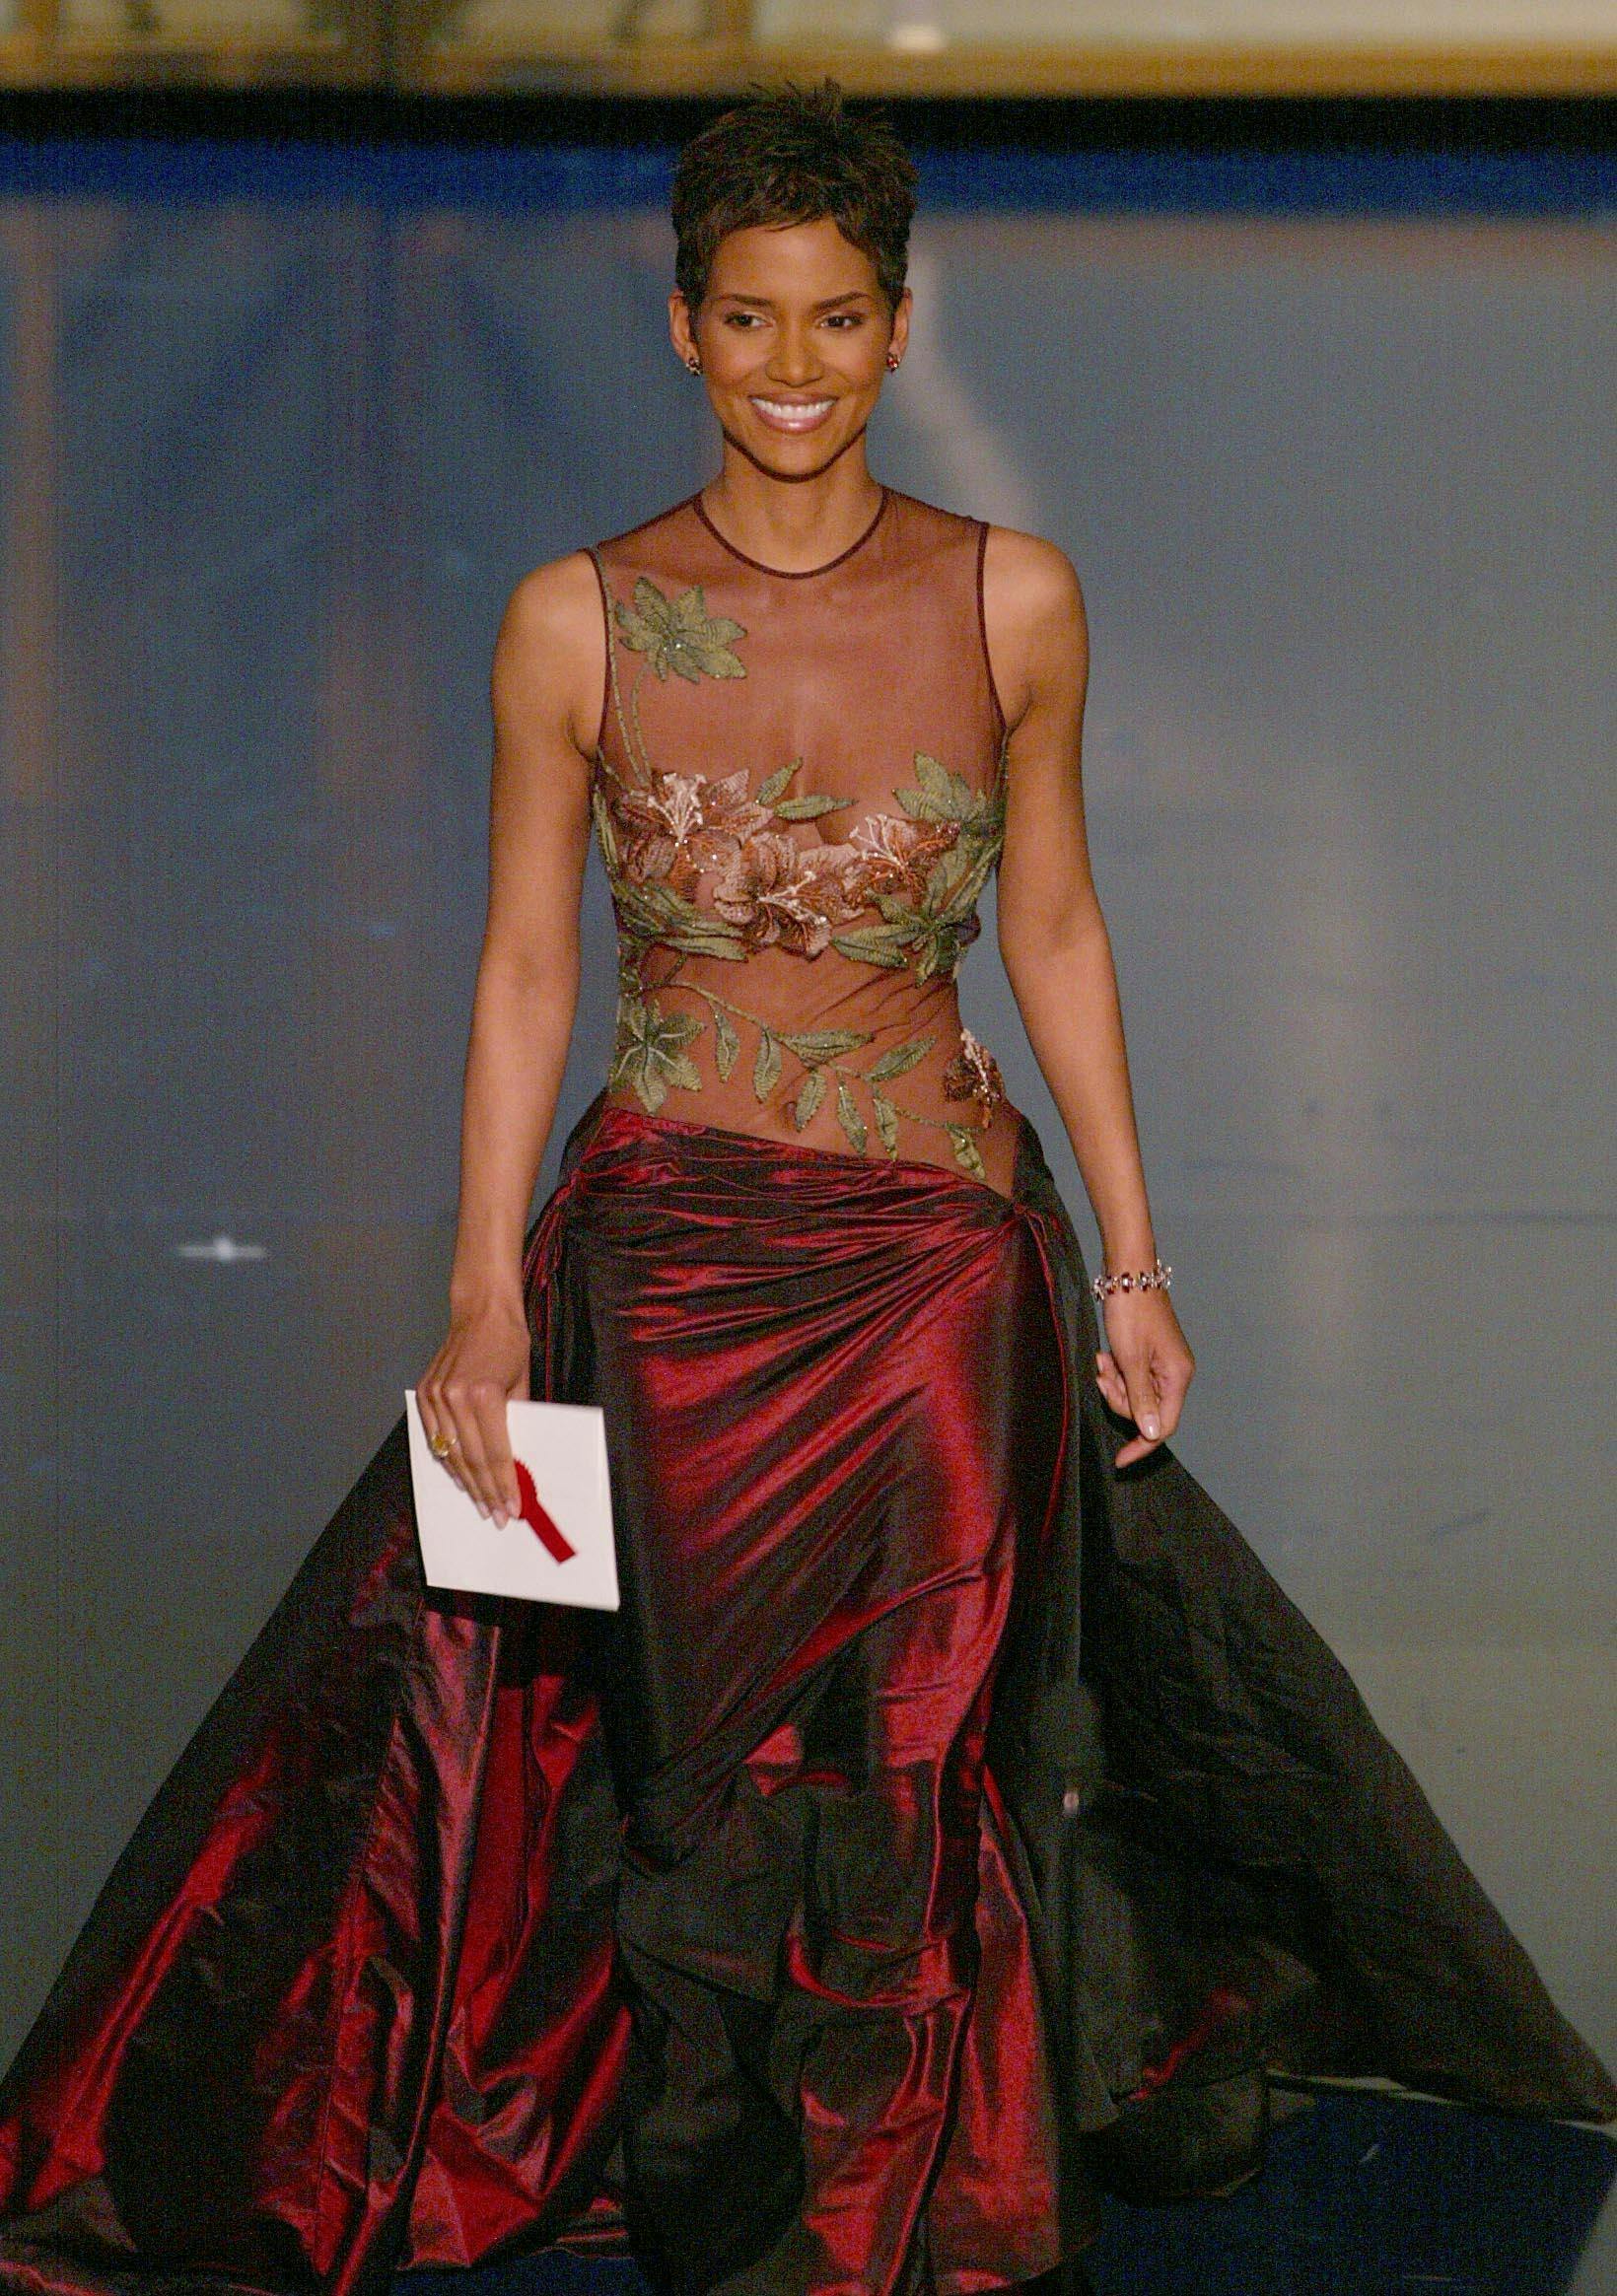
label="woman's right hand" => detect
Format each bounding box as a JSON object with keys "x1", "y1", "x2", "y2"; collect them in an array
[{"x1": 416, "y1": 1292, "x2": 532, "y2": 1527}]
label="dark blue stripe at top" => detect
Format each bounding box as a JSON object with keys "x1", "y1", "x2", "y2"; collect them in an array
[{"x1": 0, "y1": 130, "x2": 1610, "y2": 217}]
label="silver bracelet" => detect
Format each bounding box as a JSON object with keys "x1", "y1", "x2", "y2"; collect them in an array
[{"x1": 1091, "y1": 1257, "x2": 1172, "y2": 1304}]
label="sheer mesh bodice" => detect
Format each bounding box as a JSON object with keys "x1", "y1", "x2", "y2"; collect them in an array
[{"x1": 588, "y1": 485, "x2": 1019, "y2": 1197}]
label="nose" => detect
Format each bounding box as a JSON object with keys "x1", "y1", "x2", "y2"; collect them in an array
[{"x1": 766, "y1": 318, "x2": 821, "y2": 385}]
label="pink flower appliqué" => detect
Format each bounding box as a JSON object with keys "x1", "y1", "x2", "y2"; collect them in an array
[
  {"x1": 611, "y1": 767, "x2": 773, "y2": 894},
  {"x1": 711, "y1": 833, "x2": 871, "y2": 956}
]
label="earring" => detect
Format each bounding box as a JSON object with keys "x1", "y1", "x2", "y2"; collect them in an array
[
  {"x1": 686, "y1": 355, "x2": 703, "y2": 376},
  {"x1": 884, "y1": 352, "x2": 901, "y2": 372}
]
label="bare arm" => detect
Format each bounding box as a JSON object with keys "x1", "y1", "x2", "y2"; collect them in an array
[
  {"x1": 984, "y1": 527, "x2": 1193, "y2": 1465},
  {"x1": 416, "y1": 548, "x2": 604, "y2": 1520}
]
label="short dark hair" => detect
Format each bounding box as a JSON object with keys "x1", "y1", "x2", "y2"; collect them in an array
[{"x1": 670, "y1": 79, "x2": 918, "y2": 319}]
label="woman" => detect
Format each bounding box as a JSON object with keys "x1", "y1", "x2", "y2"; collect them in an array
[{"x1": 1, "y1": 82, "x2": 1611, "y2": 2296}]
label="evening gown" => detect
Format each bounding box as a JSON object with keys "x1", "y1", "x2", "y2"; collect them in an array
[{"x1": 1, "y1": 485, "x2": 1612, "y2": 2296}]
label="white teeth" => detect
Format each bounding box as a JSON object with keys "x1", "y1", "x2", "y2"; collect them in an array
[{"x1": 753, "y1": 398, "x2": 834, "y2": 419}]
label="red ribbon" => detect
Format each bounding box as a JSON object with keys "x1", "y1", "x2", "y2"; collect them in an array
[
  {"x1": 1125, "y1": 1983, "x2": 1250, "y2": 2102},
  {"x1": 514, "y1": 1460, "x2": 577, "y2": 1565}
]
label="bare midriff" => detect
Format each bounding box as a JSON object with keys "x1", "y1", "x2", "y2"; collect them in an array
[{"x1": 601, "y1": 930, "x2": 1021, "y2": 1203}]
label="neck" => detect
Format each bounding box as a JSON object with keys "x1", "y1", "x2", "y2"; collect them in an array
[{"x1": 701, "y1": 439, "x2": 883, "y2": 573}]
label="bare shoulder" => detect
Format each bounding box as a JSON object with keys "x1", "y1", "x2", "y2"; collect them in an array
[
  {"x1": 983, "y1": 523, "x2": 1086, "y2": 623},
  {"x1": 493, "y1": 547, "x2": 606, "y2": 760},
  {"x1": 979, "y1": 525, "x2": 1089, "y2": 730}
]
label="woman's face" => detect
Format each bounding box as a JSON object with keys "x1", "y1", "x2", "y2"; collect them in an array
[{"x1": 670, "y1": 215, "x2": 909, "y2": 481}]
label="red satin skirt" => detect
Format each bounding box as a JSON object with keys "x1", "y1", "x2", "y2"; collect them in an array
[{"x1": 2, "y1": 1101, "x2": 1612, "y2": 2296}]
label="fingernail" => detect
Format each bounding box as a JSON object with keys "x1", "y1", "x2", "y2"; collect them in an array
[{"x1": 1143, "y1": 1416, "x2": 1160, "y2": 1438}]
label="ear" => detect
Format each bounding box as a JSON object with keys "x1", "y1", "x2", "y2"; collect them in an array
[
  {"x1": 668, "y1": 289, "x2": 699, "y2": 369},
  {"x1": 887, "y1": 285, "x2": 913, "y2": 362}
]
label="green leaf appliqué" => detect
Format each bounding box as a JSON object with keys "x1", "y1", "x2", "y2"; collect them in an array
[
  {"x1": 794, "y1": 1070, "x2": 826, "y2": 1130},
  {"x1": 712, "y1": 1007, "x2": 739, "y2": 1080},
  {"x1": 753, "y1": 1030, "x2": 783, "y2": 1101},
  {"x1": 867, "y1": 1035, "x2": 935, "y2": 1081},
  {"x1": 614, "y1": 579, "x2": 746, "y2": 683},
  {"x1": 946, "y1": 1124, "x2": 987, "y2": 1181}
]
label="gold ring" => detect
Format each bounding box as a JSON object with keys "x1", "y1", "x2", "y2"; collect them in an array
[{"x1": 429, "y1": 1429, "x2": 457, "y2": 1459}]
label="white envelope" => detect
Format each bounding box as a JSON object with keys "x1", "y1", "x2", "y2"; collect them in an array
[{"x1": 404, "y1": 1389, "x2": 620, "y2": 1610}]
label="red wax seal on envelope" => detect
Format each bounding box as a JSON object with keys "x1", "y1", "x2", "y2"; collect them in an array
[{"x1": 514, "y1": 1459, "x2": 576, "y2": 1564}]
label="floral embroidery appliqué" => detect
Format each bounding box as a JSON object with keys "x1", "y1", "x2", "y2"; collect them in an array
[{"x1": 593, "y1": 567, "x2": 1007, "y2": 1179}]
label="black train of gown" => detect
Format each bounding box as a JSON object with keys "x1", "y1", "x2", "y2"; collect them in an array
[{"x1": 0, "y1": 1100, "x2": 1611, "y2": 2296}]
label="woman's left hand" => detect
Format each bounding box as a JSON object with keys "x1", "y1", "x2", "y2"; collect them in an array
[{"x1": 1093, "y1": 1290, "x2": 1195, "y2": 1467}]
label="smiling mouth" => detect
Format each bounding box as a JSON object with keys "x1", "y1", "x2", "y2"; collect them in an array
[{"x1": 749, "y1": 396, "x2": 837, "y2": 433}]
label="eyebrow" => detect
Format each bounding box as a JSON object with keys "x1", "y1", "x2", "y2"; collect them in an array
[{"x1": 716, "y1": 292, "x2": 875, "y2": 310}]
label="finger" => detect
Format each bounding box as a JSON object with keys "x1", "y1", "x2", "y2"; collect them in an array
[
  {"x1": 417, "y1": 1371, "x2": 445, "y2": 1454},
  {"x1": 470, "y1": 1379, "x2": 520, "y2": 1526},
  {"x1": 1107, "y1": 1358, "x2": 1163, "y2": 1472},
  {"x1": 461, "y1": 1379, "x2": 516, "y2": 1524},
  {"x1": 1152, "y1": 1387, "x2": 1186, "y2": 1438},
  {"x1": 442, "y1": 1382, "x2": 499, "y2": 1518},
  {"x1": 1123, "y1": 1362, "x2": 1162, "y2": 1445},
  {"x1": 417, "y1": 1380, "x2": 468, "y2": 1498},
  {"x1": 1114, "y1": 1421, "x2": 1163, "y2": 1467},
  {"x1": 1139, "y1": 1359, "x2": 1192, "y2": 1445},
  {"x1": 1093, "y1": 1350, "x2": 1130, "y2": 1416}
]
